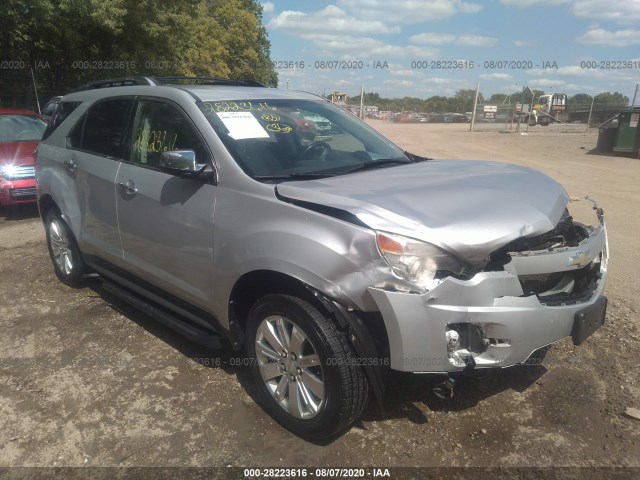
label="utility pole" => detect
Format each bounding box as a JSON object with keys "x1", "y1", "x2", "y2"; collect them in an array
[
  {"x1": 586, "y1": 96, "x2": 595, "y2": 133},
  {"x1": 469, "y1": 82, "x2": 480, "y2": 132},
  {"x1": 31, "y1": 67, "x2": 41, "y2": 114}
]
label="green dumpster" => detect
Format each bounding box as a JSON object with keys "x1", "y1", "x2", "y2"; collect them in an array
[
  {"x1": 597, "y1": 127, "x2": 617, "y2": 152},
  {"x1": 613, "y1": 108, "x2": 640, "y2": 154}
]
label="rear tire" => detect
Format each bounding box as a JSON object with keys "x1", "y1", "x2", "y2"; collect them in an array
[
  {"x1": 246, "y1": 294, "x2": 369, "y2": 439},
  {"x1": 45, "y1": 209, "x2": 85, "y2": 286}
]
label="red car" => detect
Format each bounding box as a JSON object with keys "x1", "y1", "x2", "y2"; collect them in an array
[{"x1": 0, "y1": 108, "x2": 47, "y2": 207}]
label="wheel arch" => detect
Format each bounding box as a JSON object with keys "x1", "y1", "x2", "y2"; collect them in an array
[
  {"x1": 228, "y1": 269, "x2": 389, "y2": 408},
  {"x1": 37, "y1": 193, "x2": 58, "y2": 224},
  {"x1": 228, "y1": 270, "x2": 322, "y2": 347}
]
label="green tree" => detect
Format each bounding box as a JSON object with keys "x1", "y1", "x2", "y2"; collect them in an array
[
  {"x1": 489, "y1": 93, "x2": 508, "y2": 104},
  {"x1": 0, "y1": 0, "x2": 277, "y2": 108},
  {"x1": 570, "y1": 93, "x2": 593, "y2": 109},
  {"x1": 452, "y1": 89, "x2": 483, "y2": 112},
  {"x1": 593, "y1": 92, "x2": 629, "y2": 108}
]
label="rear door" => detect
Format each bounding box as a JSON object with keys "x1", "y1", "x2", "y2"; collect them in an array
[
  {"x1": 66, "y1": 98, "x2": 134, "y2": 264},
  {"x1": 115, "y1": 98, "x2": 217, "y2": 312}
]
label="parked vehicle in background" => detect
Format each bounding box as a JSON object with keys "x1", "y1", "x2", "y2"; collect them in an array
[
  {"x1": 0, "y1": 108, "x2": 47, "y2": 207},
  {"x1": 526, "y1": 93, "x2": 568, "y2": 126},
  {"x1": 41, "y1": 96, "x2": 63, "y2": 123}
]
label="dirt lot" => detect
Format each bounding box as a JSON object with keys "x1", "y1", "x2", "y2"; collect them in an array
[{"x1": 1, "y1": 124, "x2": 639, "y2": 473}]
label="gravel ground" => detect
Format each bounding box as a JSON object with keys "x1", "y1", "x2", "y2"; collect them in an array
[{"x1": 1, "y1": 124, "x2": 639, "y2": 475}]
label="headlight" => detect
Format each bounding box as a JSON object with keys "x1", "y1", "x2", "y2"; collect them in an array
[
  {"x1": 0, "y1": 164, "x2": 18, "y2": 178},
  {"x1": 376, "y1": 231, "x2": 473, "y2": 288}
]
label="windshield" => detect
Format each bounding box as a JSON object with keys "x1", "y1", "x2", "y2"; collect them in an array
[
  {"x1": 0, "y1": 114, "x2": 47, "y2": 142},
  {"x1": 198, "y1": 99, "x2": 409, "y2": 180}
]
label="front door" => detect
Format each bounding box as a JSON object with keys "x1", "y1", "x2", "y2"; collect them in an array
[{"x1": 115, "y1": 99, "x2": 216, "y2": 312}]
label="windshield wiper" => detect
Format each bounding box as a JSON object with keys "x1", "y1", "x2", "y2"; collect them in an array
[
  {"x1": 324, "y1": 158, "x2": 414, "y2": 175},
  {"x1": 254, "y1": 158, "x2": 415, "y2": 181},
  {"x1": 253, "y1": 172, "x2": 339, "y2": 181}
]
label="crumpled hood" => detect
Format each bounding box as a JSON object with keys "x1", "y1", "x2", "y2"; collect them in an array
[
  {"x1": 276, "y1": 160, "x2": 569, "y2": 265},
  {"x1": 0, "y1": 140, "x2": 38, "y2": 166}
]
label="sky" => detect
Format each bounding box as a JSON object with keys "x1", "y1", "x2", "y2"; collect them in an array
[{"x1": 261, "y1": 0, "x2": 640, "y2": 102}]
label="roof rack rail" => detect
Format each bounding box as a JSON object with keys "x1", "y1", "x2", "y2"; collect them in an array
[
  {"x1": 76, "y1": 77, "x2": 158, "y2": 91},
  {"x1": 154, "y1": 77, "x2": 266, "y2": 87},
  {"x1": 76, "y1": 76, "x2": 266, "y2": 91}
]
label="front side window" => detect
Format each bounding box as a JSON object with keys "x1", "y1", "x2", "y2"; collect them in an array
[
  {"x1": 129, "y1": 100, "x2": 209, "y2": 168},
  {"x1": 80, "y1": 99, "x2": 133, "y2": 158},
  {"x1": 198, "y1": 99, "x2": 409, "y2": 180},
  {"x1": 0, "y1": 114, "x2": 47, "y2": 142}
]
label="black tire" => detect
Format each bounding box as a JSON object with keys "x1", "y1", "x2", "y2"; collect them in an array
[
  {"x1": 246, "y1": 294, "x2": 369, "y2": 439},
  {"x1": 44, "y1": 209, "x2": 85, "y2": 286},
  {"x1": 528, "y1": 115, "x2": 536, "y2": 127}
]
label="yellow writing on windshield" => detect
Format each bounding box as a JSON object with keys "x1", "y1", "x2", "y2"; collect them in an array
[
  {"x1": 266, "y1": 123, "x2": 293, "y2": 133},
  {"x1": 203, "y1": 101, "x2": 276, "y2": 114},
  {"x1": 134, "y1": 129, "x2": 178, "y2": 154},
  {"x1": 261, "y1": 113, "x2": 280, "y2": 122}
]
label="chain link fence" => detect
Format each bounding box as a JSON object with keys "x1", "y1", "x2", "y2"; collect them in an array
[{"x1": 470, "y1": 99, "x2": 629, "y2": 134}]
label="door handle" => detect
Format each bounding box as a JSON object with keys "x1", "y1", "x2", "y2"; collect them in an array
[
  {"x1": 63, "y1": 159, "x2": 77, "y2": 172},
  {"x1": 118, "y1": 179, "x2": 138, "y2": 196}
]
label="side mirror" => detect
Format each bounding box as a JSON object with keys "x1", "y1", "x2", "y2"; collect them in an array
[{"x1": 160, "y1": 150, "x2": 210, "y2": 178}]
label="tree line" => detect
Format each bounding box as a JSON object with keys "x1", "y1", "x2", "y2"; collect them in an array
[
  {"x1": 0, "y1": 0, "x2": 277, "y2": 107},
  {"x1": 351, "y1": 90, "x2": 630, "y2": 113}
]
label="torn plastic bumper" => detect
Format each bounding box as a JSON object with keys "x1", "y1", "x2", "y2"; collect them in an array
[{"x1": 368, "y1": 219, "x2": 608, "y2": 373}]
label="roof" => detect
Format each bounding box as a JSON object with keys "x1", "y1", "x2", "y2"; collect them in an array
[{"x1": 62, "y1": 84, "x2": 324, "y2": 104}]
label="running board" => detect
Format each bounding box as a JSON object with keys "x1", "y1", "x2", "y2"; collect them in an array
[{"x1": 102, "y1": 281, "x2": 223, "y2": 349}]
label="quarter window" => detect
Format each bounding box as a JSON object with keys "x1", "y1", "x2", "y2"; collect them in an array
[{"x1": 42, "y1": 101, "x2": 81, "y2": 141}]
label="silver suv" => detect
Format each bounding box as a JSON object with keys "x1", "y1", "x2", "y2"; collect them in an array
[{"x1": 35, "y1": 77, "x2": 609, "y2": 438}]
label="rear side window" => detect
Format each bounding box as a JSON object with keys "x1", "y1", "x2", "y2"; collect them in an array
[
  {"x1": 42, "y1": 101, "x2": 81, "y2": 141},
  {"x1": 80, "y1": 99, "x2": 133, "y2": 158}
]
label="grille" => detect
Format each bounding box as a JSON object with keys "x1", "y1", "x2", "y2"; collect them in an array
[
  {"x1": 10, "y1": 187, "x2": 37, "y2": 199},
  {"x1": 485, "y1": 209, "x2": 582, "y2": 271},
  {"x1": 2, "y1": 165, "x2": 35, "y2": 180},
  {"x1": 518, "y1": 272, "x2": 563, "y2": 295}
]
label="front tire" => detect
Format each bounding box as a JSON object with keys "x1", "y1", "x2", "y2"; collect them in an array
[
  {"x1": 246, "y1": 294, "x2": 369, "y2": 438},
  {"x1": 45, "y1": 209, "x2": 85, "y2": 286}
]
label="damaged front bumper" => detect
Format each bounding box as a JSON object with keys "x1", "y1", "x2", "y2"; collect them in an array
[{"x1": 368, "y1": 212, "x2": 609, "y2": 373}]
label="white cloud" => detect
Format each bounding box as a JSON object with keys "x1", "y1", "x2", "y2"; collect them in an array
[
  {"x1": 390, "y1": 69, "x2": 416, "y2": 77},
  {"x1": 335, "y1": 0, "x2": 482, "y2": 23},
  {"x1": 383, "y1": 79, "x2": 415, "y2": 88},
  {"x1": 410, "y1": 33, "x2": 456, "y2": 45},
  {"x1": 411, "y1": 33, "x2": 497, "y2": 47},
  {"x1": 514, "y1": 39, "x2": 536, "y2": 47},
  {"x1": 576, "y1": 28, "x2": 640, "y2": 47},
  {"x1": 456, "y1": 35, "x2": 498, "y2": 47},
  {"x1": 261, "y1": 2, "x2": 274, "y2": 14},
  {"x1": 527, "y1": 65, "x2": 599, "y2": 77},
  {"x1": 480, "y1": 73, "x2": 514, "y2": 80},
  {"x1": 500, "y1": 0, "x2": 570, "y2": 5},
  {"x1": 423, "y1": 77, "x2": 467, "y2": 85},
  {"x1": 299, "y1": 34, "x2": 438, "y2": 58},
  {"x1": 269, "y1": 6, "x2": 399, "y2": 35},
  {"x1": 529, "y1": 79, "x2": 567, "y2": 88},
  {"x1": 526, "y1": 65, "x2": 638, "y2": 83},
  {"x1": 572, "y1": 1, "x2": 640, "y2": 25}
]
